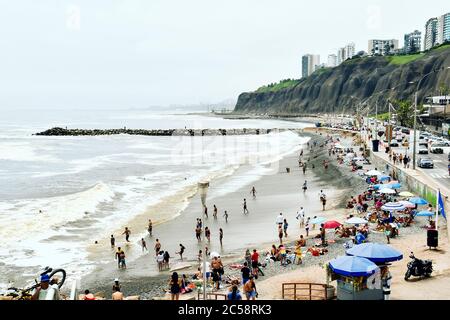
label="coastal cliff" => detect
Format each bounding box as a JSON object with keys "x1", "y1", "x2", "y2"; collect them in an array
[{"x1": 234, "y1": 45, "x2": 450, "y2": 115}]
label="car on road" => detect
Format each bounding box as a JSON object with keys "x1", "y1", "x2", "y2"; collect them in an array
[
  {"x1": 418, "y1": 146, "x2": 429, "y2": 154},
  {"x1": 430, "y1": 143, "x2": 445, "y2": 154},
  {"x1": 418, "y1": 158, "x2": 434, "y2": 169}
]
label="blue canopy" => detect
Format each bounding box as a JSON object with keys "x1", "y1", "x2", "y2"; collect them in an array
[
  {"x1": 378, "y1": 175, "x2": 391, "y2": 182},
  {"x1": 329, "y1": 256, "x2": 379, "y2": 277},
  {"x1": 415, "y1": 211, "x2": 434, "y2": 217},
  {"x1": 346, "y1": 243, "x2": 403, "y2": 263},
  {"x1": 409, "y1": 197, "x2": 428, "y2": 205},
  {"x1": 388, "y1": 182, "x2": 401, "y2": 189},
  {"x1": 310, "y1": 217, "x2": 327, "y2": 225}
]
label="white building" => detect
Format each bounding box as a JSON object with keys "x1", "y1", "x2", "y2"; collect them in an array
[
  {"x1": 327, "y1": 54, "x2": 337, "y2": 67},
  {"x1": 344, "y1": 43, "x2": 356, "y2": 60},
  {"x1": 425, "y1": 17, "x2": 439, "y2": 50},
  {"x1": 437, "y1": 12, "x2": 450, "y2": 45},
  {"x1": 368, "y1": 39, "x2": 399, "y2": 56},
  {"x1": 302, "y1": 54, "x2": 321, "y2": 78}
]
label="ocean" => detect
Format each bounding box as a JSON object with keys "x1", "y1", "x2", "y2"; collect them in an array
[{"x1": 0, "y1": 108, "x2": 312, "y2": 290}]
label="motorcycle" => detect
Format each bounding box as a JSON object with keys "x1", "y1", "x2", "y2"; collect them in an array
[{"x1": 404, "y1": 252, "x2": 433, "y2": 281}]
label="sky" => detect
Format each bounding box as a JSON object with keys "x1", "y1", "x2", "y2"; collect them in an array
[{"x1": 0, "y1": 0, "x2": 449, "y2": 110}]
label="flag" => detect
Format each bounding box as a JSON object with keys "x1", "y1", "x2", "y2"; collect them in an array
[{"x1": 438, "y1": 191, "x2": 447, "y2": 220}]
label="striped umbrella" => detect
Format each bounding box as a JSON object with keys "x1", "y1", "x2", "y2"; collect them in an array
[
  {"x1": 399, "y1": 201, "x2": 415, "y2": 208},
  {"x1": 381, "y1": 202, "x2": 406, "y2": 212}
]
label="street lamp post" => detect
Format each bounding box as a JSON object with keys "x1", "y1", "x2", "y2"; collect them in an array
[{"x1": 198, "y1": 181, "x2": 210, "y2": 300}]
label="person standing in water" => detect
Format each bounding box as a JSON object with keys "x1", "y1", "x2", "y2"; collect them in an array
[
  {"x1": 204, "y1": 206, "x2": 208, "y2": 219},
  {"x1": 223, "y1": 210, "x2": 229, "y2": 223},
  {"x1": 302, "y1": 181, "x2": 308, "y2": 193},
  {"x1": 250, "y1": 186, "x2": 256, "y2": 199},
  {"x1": 219, "y1": 228, "x2": 223, "y2": 247},
  {"x1": 154, "y1": 239, "x2": 161, "y2": 256},
  {"x1": 122, "y1": 227, "x2": 131, "y2": 242},
  {"x1": 213, "y1": 205, "x2": 218, "y2": 219},
  {"x1": 243, "y1": 199, "x2": 249, "y2": 214},
  {"x1": 205, "y1": 227, "x2": 211, "y2": 242},
  {"x1": 147, "y1": 219, "x2": 153, "y2": 237},
  {"x1": 110, "y1": 235, "x2": 115, "y2": 248},
  {"x1": 141, "y1": 238, "x2": 147, "y2": 252},
  {"x1": 302, "y1": 163, "x2": 307, "y2": 175},
  {"x1": 176, "y1": 244, "x2": 186, "y2": 260},
  {"x1": 195, "y1": 226, "x2": 202, "y2": 241}
]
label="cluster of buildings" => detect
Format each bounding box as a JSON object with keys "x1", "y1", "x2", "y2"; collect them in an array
[{"x1": 301, "y1": 11, "x2": 450, "y2": 78}]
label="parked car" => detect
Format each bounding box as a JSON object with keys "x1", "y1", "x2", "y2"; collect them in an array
[
  {"x1": 430, "y1": 143, "x2": 445, "y2": 154},
  {"x1": 418, "y1": 146, "x2": 429, "y2": 154},
  {"x1": 418, "y1": 158, "x2": 434, "y2": 169}
]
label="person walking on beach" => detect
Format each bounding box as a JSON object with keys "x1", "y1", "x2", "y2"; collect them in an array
[
  {"x1": 147, "y1": 219, "x2": 153, "y2": 237},
  {"x1": 320, "y1": 191, "x2": 327, "y2": 211},
  {"x1": 278, "y1": 225, "x2": 283, "y2": 245},
  {"x1": 141, "y1": 238, "x2": 147, "y2": 252},
  {"x1": 283, "y1": 219, "x2": 289, "y2": 237},
  {"x1": 251, "y1": 249, "x2": 259, "y2": 277},
  {"x1": 156, "y1": 251, "x2": 164, "y2": 271},
  {"x1": 302, "y1": 164, "x2": 307, "y2": 175},
  {"x1": 223, "y1": 210, "x2": 229, "y2": 223},
  {"x1": 122, "y1": 227, "x2": 131, "y2": 242},
  {"x1": 219, "y1": 228, "x2": 223, "y2": 247},
  {"x1": 204, "y1": 205, "x2": 208, "y2": 219},
  {"x1": 115, "y1": 247, "x2": 125, "y2": 269},
  {"x1": 241, "y1": 262, "x2": 251, "y2": 285},
  {"x1": 243, "y1": 199, "x2": 249, "y2": 214},
  {"x1": 110, "y1": 235, "x2": 115, "y2": 248},
  {"x1": 276, "y1": 213, "x2": 284, "y2": 226},
  {"x1": 205, "y1": 227, "x2": 211, "y2": 242},
  {"x1": 305, "y1": 218, "x2": 310, "y2": 237},
  {"x1": 302, "y1": 181, "x2": 308, "y2": 193},
  {"x1": 154, "y1": 239, "x2": 161, "y2": 256},
  {"x1": 176, "y1": 244, "x2": 186, "y2": 260},
  {"x1": 243, "y1": 276, "x2": 257, "y2": 300},
  {"x1": 250, "y1": 186, "x2": 257, "y2": 199},
  {"x1": 296, "y1": 207, "x2": 305, "y2": 227},
  {"x1": 195, "y1": 226, "x2": 202, "y2": 241},
  {"x1": 213, "y1": 205, "x2": 218, "y2": 219}
]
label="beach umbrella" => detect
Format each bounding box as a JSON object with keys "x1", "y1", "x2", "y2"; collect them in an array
[
  {"x1": 388, "y1": 182, "x2": 402, "y2": 189},
  {"x1": 415, "y1": 211, "x2": 434, "y2": 217},
  {"x1": 210, "y1": 252, "x2": 221, "y2": 259},
  {"x1": 329, "y1": 256, "x2": 379, "y2": 277},
  {"x1": 399, "y1": 191, "x2": 414, "y2": 197},
  {"x1": 399, "y1": 201, "x2": 415, "y2": 208},
  {"x1": 353, "y1": 157, "x2": 365, "y2": 161},
  {"x1": 323, "y1": 220, "x2": 342, "y2": 229},
  {"x1": 409, "y1": 197, "x2": 428, "y2": 205},
  {"x1": 345, "y1": 217, "x2": 368, "y2": 225},
  {"x1": 381, "y1": 202, "x2": 406, "y2": 211},
  {"x1": 346, "y1": 243, "x2": 403, "y2": 263},
  {"x1": 365, "y1": 170, "x2": 382, "y2": 176},
  {"x1": 378, "y1": 175, "x2": 391, "y2": 182},
  {"x1": 379, "y1": 188, "x2": 396, "y2": 194},
  {"x1": 310, "y1": 217, "x2": 327, "y2": 225}
]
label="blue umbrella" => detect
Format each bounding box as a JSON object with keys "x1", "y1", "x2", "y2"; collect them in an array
[
  {"x1": 381, "y1": 202, "x2": 405, "y2": 211},
  {"x1": 409, "y1": 197, "x2": 428, "y2": 205},
  {"x1": 346, "y1": 243, "x2": 403, "y2": 263},
  {"x1": 388, "y1": 182, "x2": 401, "y2": 189},
  {"x1": 329, "y1": 256, "x2": 379, "y2": 277},
  {"x1": 378, "y1": 175, "x2": 391, "y2": 182},
  {"x1": 415, "y1": 211, "x2": 434, "y2": 217}
]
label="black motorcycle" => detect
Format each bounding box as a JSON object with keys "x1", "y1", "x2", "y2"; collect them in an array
[{"x1": 404, "y1": 252, "x2": 433, "y2": 280}]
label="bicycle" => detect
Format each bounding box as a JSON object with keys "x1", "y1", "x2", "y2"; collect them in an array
[{"x1": 4, "y1": 266, "x2": 66, "y2": 300}]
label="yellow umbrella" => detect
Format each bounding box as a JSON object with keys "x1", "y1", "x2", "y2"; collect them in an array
[{"x1": 399, "y1": 191, "x2": 414, "y2": 197}]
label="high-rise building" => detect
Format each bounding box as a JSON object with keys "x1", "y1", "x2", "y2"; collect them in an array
[
  {"x1": 344, "y1": 43, "x2": 356, "y2": 60},
  {"x1": 424, "y1": 17, "x2": 438, "y2": 50},
  {"x1": 301, "y1": 54, "x2": 321, "y2": 78},
  {"x1": 437, "y1": 12, "x2": 450, "y2": 44},
  {"x1": 327, "y1": 54, "x2": 337, "y2": 67},
  {"x1": 368, "y1": 39, "x2": 399, "y2": 56},
  {"x1": 337, "y1": 48, "x2": 345, "y2": 65},
  {"x1": 404, "y1": 30, "x2": 422, "y2": 54}
]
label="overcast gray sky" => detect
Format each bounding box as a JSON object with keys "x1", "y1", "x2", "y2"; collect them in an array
[{"x1": 0, "y1": 0, "x2": 448, "y2": 109}]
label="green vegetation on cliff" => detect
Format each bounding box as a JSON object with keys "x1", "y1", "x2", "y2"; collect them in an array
[
  {"x1": 255, "y1": 79, "x2": 300, "y2": 93},
  {"x1": 387, "y1": 53, "x2": 425, "y2": 65}
]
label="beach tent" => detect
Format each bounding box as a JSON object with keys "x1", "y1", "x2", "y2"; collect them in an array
[
  {"x1": 381, "y1": 202, "x2": 406, "y2": 212},
  {"x1": 409, "y1": 197, "x2": 428, "y2": 205},
  {"x1": 310, "y1": 217, "x2": 327, "y2": 225},
  {"x1": 399, "y1": 191, "x2": 414, "y2": 197},
  {"x1": 345, "y1": 217, "x2": 368, "y2": 225},
  {"x1": 378, "y1": 188, "x2": 396, "y2": 194},
  {"x1": 415, "y1": 211, "x2": 434, "y2": 217},
  {"x1": 329, "y1": 256, "x2": 379, "y2": 277},
  {"x1": 365, "y1": 170, "x2": 382, "y2": 176},
  {"x1": 346, "y1": 243, "x2": 403, "y2": 263}
]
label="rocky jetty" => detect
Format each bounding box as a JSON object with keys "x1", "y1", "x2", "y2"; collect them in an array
[{"x1": 34, "y1": 127, "x2": 297, "y2": 137}]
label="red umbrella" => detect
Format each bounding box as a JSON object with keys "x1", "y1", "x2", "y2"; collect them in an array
[{"x1": 323, "y1": 220, "x2": 342, "y2": 229}]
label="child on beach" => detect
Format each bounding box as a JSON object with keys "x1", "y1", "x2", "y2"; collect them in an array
[{"x1": 278, "y1": 225, "x2": 283, "y2": 244}]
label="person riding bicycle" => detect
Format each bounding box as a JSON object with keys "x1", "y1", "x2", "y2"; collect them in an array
[{"x1": 31, "y1": 274, "x2": 61, "y2": 300}]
